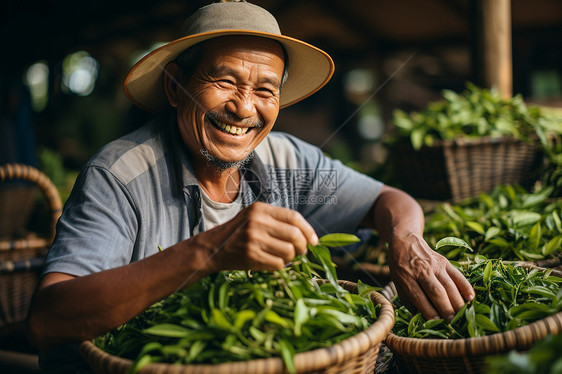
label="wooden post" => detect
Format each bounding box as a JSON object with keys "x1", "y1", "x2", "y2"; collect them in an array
[{"x1": 472, "y1": 0, "x2": 513, "y2": 99}]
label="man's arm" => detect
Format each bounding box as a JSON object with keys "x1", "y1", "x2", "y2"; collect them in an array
[
  {"x1": 361, "y1": 185, "x2": 474, "y2": 321},
  {"x1": 26, "y1": 202, "x2": 318, "y2": 350}
]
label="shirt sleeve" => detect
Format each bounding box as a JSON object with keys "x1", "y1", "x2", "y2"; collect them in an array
[
  {"x1": 42, "y1": 165, "x2": 139, "y2": 277},
  {"x1": 281, "y1": 134, "x2": 383, "y2": 236}
]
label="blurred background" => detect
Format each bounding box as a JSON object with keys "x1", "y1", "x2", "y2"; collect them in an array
[{"x1": 2, "y1": 0, "x2": 562, "y2": 195}]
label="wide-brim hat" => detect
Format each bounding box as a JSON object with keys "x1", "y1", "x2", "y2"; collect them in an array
[{"x1": 124, "y1": 1, "x2": 335, "y2": 114}]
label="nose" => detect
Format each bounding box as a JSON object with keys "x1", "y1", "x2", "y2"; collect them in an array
[{"x1": 225, "y1": 90, "x2": 256, "y2": 119}]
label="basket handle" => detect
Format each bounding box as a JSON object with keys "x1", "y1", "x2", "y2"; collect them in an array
[{"x1": 0, "y1": 163, "x2": 63, "y2": 251}]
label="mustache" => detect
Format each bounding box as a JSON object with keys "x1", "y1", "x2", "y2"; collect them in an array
[{"x1": 206, "y1": 112, "x2": 264, "y2": 129}]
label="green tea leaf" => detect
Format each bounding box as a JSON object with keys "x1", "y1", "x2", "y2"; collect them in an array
[
  {"x1": 143, "y1": 324, "x2": 192, "y2": 338},
  {"x1": 264, "y1": 310, "x2": 290, "y2": 328},
  {"x1": 483, "y1": 261, "x2": 493, "y2": 287},
  {"x1": 309, "y1": 245, "x2": 341, "y2": 291},
  {"x1": 450, "y1": 303, "x2": 468, "y2": 325},
  {"x1": 484, "y1": 226, "x2": 502, "y2": 242},
  {"x1": 318, "y1": 233, "x2": 360, "y2": 247},
  {"x1": 529, "y1": 222, "x2": 542, "y2": 251},
  {"x1": 212, "y1": 308, "x2": 233, "y2": 330},
  {"x1": 280, "y1": 338, "x2": 296, "y2": 374},
  {"x1": 233, "y1": 310, "x2": 256, "y2": 330},
  {"x1": 518, "y1": 250, "x2": 546, "y2": 261},
  {"x1": 507, "y1": 211, "x2": 542, "y2": 227},
  {"x1": 522, "y1": 286, "x2": 556, "y2": 299},
  {"x1": 466, "y1": 221, "x2": 485, "y2": 235},
  {"x1": 294, "y1": 299, "x2": 308, "y2": 337},
  {"x1": 130, "y1": 354, "x2": 154, "y2": 374},
  {"x1": 435, "y1": 237, "x2": 473, "y2": 252},
  {"x1": 465, "y1": 304, "x2": 478, "y2": 337},
  {"x1": 411, "y1": 127, "x2": 426, "y2": 150},
  {"x1": 475, "y1": 314, "x2": 500, "y2": 332},
  {"x1": 543, "y1": 235, "x2": 562, "y2": 256}
]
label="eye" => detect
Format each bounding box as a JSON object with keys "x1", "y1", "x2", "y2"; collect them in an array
[
  {"x1": 256, "y1": 87, "x2": 276, "y2": 96},
  {"x1": 215, "y1": 79, "x2": 235, "y2": 88}
]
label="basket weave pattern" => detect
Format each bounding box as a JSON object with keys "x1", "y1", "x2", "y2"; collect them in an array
[
  {"x1": 0, "y1": 163, "x2": 62, "y2": 329},
  {"x1": 391, "y1": 137, "x2": 542, "y2": 202},
  {"x1": 80, "y1": 281, "x2": 395, "y2": 374},
  {"x1": 381, "y1": 266, "x2": 562, "y2": 374}
]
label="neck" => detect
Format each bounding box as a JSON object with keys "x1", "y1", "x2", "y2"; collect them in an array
[{"x1": 195, "y1": 164, "x2": 240, "y2": 203}]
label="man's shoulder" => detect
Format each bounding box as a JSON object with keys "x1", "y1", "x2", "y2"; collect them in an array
[
  {"x1": 256, "y1": 132, "x2": 321, "y2": 169},
  {"x1": 85, "y1": 117, "x2": 168, "y2": 185}
]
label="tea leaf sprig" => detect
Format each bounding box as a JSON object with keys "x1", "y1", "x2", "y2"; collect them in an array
[
  {"x1": 392, "y1": 258, "x2": 562, "y2": 339},
  {"x1": 95, "y1": 234, "x2": 380, "y2": 373}
]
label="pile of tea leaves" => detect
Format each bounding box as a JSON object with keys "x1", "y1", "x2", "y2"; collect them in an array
[
  {"x1": 392, "y1": 257, "x2": 562, "y2": 339},
  {"x1": 95, "y1": 234, "x2": 380, "y2": 373},
  {"x1": 425, "y1": 184, "x2": 562, "y2": 262}
]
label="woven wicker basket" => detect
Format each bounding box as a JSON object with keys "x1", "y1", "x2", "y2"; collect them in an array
[
  {"x1": 0, "y1": 163, "x2": 62, "y2": 329},
  {"x1": 389, "y1": 136, "x2": 543, "y2": 202},
  {"x1": 80, "y1": 281, "x2": 395, "y2": 374},
  {"x1": 381, "y1": 265, "x2": 562, "y2": 374}
]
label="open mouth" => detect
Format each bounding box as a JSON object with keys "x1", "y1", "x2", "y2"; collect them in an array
[{"x1": 208, "y1": 116, "x2": 251, "y2": 136}]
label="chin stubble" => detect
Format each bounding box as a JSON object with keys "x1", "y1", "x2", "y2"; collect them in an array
[{"x1": 200, "y1": 149, "x2": 255, "y2": 171}]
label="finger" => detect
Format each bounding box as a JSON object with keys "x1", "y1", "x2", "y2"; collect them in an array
[
  {"x1": 436, "y1": 271, "x2": 466, "y2": 319},
  {"x1": 267, "y1": 206, "x2": 318, "y2": 247},
  {"x1": 261, "y1": 219, "x2": 309, "y2": 256},
  {"x1": 447, "y1": 264, "x2": 475, "y2": 302},
  {"x1": 246, "y1": 248, "x2": 286, "y2": 271},
  {"x1": 398, "y1": 278, "x2": 440, "y2": 321},
  {"x1": 393, "y1": 281, "x2": 417, "y2": 313},
  {"x1": 418, "y1": 274, "x2": 455, "y2": 321},
  {"x1": 260, "y1": 235, "x2": 298, "y2": 263}
]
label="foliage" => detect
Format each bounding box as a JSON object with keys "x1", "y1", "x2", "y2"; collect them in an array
[
  {"x1": 37, "y1": 147, "x2": 78, "y2": 203},
  {"x1": 425, "y1": 184, "x2": 562, "y2": 262},
  {"x1": 95, "y1": 234, "x2": 380, "y2": 374},
  {"x1": 392, "y1": 258, "x2": 562, "y2": 339},
  {"x1": 388, "y1": 82, "x2": 557, "y2": 150},
  {"x1": 487, "y1": 334, "x2": 562, "y2": 374},
  {"x1": 541, "y1": 134, "x2": 562, "y2": 197}
]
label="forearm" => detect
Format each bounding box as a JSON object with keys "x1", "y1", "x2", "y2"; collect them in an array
[
  {"x1": 364, "y1": 185, "x2": 474, "y2": 320},
  {"x1": 26, "y1": 238, "x2": 212, "y2": 350},
  {"x1": 368, "y1": 185, "x2": 425, "y2": 243}
]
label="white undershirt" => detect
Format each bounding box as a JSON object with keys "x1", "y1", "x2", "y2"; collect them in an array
[{"x1": 200, "y1": 188, "x2": 243, "y2": 230}]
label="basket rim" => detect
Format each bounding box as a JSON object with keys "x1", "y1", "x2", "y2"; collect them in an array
[
  {"x1": 383, "y1": 263, "x2": 562, "y2": 358},
  {"x1": 385, "y1": 312, "x2": 562, "y2": 358},
  {"x1": 80, "y1": 281, "x2": 395, "y2": 373}
]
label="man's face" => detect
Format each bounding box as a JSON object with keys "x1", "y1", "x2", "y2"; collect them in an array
[{"x1": 174, "y1": 36, "x2": 285, "y2": 168}]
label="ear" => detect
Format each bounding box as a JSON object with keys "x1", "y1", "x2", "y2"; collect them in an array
[{"x1": 163, "y1": 62, "x2": 183, "y2": 107}]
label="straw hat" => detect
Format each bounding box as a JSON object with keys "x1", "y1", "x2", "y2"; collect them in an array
[{"x1": 124, "y1": 0, "x2": 335, "y2": 114}]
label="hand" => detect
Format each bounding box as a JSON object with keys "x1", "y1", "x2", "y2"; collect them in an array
[
  {"x1": 199, "y1": 202, "x2": 318, "y2": 272},
  {"x1": 387, "y1": 232, "x2": 475, "y2": 322}
]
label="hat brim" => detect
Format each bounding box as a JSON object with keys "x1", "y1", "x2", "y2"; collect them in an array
[{"x1": 124, "y1": 30, "x2": 335, "y2": 114}]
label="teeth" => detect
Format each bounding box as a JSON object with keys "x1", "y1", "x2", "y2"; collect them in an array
[{"x1": 215, "y1": 121, "x2": 249, "y2": 135}]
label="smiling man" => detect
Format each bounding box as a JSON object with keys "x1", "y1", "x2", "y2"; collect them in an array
[{"x1": 26, "y1": 1, "x2": 474, "y2": 373}]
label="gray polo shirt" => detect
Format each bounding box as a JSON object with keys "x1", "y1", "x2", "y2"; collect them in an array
[{"x1": 43, "y1": 114, "x2": 382, "y2": 277}]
